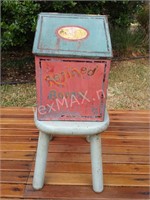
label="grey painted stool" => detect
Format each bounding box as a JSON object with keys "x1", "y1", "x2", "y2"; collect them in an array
[{"x1": 33, "y1": 109, "x2": 109, "y2": 193}]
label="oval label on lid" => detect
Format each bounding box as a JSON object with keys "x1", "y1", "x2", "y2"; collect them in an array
[{"x1": 57, "y1": 26, "x2": 89, "y2": 41}]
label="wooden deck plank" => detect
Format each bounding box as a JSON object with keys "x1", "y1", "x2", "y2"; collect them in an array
[
  {"x1": 1, "y1": 131, "x2": 149, "y2": 140},
  {"x1": 1, "y1": 132, "x2": 149, "y2": 143},
  {"x1": 46, "y1": 153, "x2": 149, "y2": 164},
  {"x1": 24, "y1": 185, "x2": 150, "y2": 199},
  {"x1": 107, "y1": 126, "x2": 149, "y2": 132},
  {"x1": 27, "y1": 172, "x2": 150, "y2": 187},
  {"x1": 1, "y1": 183, "x2": 25, "y2": 198},
  {"x1": 49, "y1": 137, "x2": 149, "y2": 146},
  {"x1": 1, "y1": 152, "x2": 149, "y2": 164},
  {"x1": 1, "y1": 143, "x2": 37, "y2": 151},
  {"x1": 1, "y1": 137, "x2": 149, "y2": 147},
  {"x1": 1, "y1": 133, "x2": 150, "y2": 142},
  {"x1": 1, "y1": 129, "x2": 149, "y2": 141},
  {"x1": 48, "y1": 144, "x2": 149, "y2": 155},
  {"x1": 0, "y1": 108, "x2": 149, "y2": 199},
  {"x1": 1, "y1": 161, "x2": 149, "y2": 175},
  {"x1": 1, "y1": 160, "x2": 32, "y2": 172},
  {"x1": 43, "y1": 162, "x2": 150, "y2": 175},
  {"x1": 1, "y1": 142, "x2": 149, "y2": 156},
  {"x1": 1, "y1": 171, "x2": 30, "y2": 184},
  {"x1": 1, "y1": 151, "x2": 35, "y2": 160}
]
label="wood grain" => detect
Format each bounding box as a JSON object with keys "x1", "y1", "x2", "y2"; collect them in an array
[
  {"x1": 27, "y1": 172, "x2": 150, "y2": 187},
  {"x1": 24, "y1": 185, "x2": 150, "y2": 199},
  {"x1": 1, "y1": 183, "x2": 25, "y2": 198},
  {"x1": 1, "y1": 161, "x2": 149, "y2": 175}
]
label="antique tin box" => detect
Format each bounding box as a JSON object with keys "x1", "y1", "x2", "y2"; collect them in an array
[{"x1": 33, "y1": 13, "x2": 112, "y2": 121}]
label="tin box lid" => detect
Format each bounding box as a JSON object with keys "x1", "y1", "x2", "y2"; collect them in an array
[{"x1": 33, "y1": 13, "x2": 113, "y2": 58}]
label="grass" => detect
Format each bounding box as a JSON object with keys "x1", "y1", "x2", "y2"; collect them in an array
[
  {"x1": 1, "y1": 83, "x2": 36, "y2": 107},
  {"x1": 107, "y1": 59, "x2": 149, "y2": 109},
  {"x1": 1, "y1": 59, "x2": 149, "y2": 109},
  {"x1": 111, "y1": 27, "x2": 148, "y2": 57}
]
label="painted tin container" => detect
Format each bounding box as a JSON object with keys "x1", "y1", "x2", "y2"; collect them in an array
[{"x1": 33, "y1": 13, "x2": 112, "y2": 121}]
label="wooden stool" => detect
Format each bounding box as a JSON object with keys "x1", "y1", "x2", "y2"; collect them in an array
[{"x1": 33, "y1": 110, "x2": 109, "y2": 193}]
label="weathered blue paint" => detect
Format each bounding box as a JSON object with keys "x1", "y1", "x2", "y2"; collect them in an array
[{"x1": 33, "y1": 13, "x2": 112, "y2": 58}]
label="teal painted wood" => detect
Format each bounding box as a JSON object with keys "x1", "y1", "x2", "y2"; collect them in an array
[{"x1": 33, "y1": 13, "x2": 112, "y2": 58}]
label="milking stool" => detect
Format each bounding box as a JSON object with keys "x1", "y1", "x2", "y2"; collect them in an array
[{"x1": 33, "y1": 109, "x2": 109, "y2": 193}]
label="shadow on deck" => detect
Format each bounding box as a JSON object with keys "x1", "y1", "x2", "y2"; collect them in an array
[{"x1": 0, "y1": 108, "x2": 150, "y2": 199}]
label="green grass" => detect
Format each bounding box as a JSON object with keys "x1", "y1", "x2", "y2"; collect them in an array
[
  {"x1": 1, "y1": 59, "x2": 149, "y2": 109},
  {"x1": 107, "y1": 59, "x2": 149, "y2": 109},
  {"x1": 1, "y1": 83, "x2": 36, "y2": 107}
]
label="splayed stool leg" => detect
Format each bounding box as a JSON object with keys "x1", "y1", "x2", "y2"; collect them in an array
[
  {"x1": 33, "y1": 131, "x2": 50, "y2": 190},
  {"x1": 90, "y1": 134, "x2": 103, "y2": 192}
]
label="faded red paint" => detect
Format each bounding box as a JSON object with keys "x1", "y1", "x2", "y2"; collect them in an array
[{"x1": 35, "y1": 56, "x2": 110, "y2": 121}]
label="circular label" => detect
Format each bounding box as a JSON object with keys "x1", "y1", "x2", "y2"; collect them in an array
[{"x1": 57, "y1": 26, "x2": 88, "y2": 41}]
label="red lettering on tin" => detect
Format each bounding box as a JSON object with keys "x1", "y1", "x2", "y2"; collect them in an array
[{"x1": 45, "y1": 66, "x2": 98, "y2": 87}]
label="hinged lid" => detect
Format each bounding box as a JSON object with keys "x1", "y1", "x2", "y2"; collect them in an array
[{"x1": 33, "y1": 13, "x2": 113, "y2": 58}]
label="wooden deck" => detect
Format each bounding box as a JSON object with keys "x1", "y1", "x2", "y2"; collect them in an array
[{"x1": 0, "y1": 107, "x2": 149, "y2": 199}]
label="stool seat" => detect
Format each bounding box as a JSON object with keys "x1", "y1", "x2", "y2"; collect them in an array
[{"x1": 34, "y1": 110, "x2": 109, "y2": 136}]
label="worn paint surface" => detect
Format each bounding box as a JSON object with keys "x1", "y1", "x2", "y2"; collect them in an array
[
  {"x1": 35, "y1": 57, "x2": 110, "y2": 121},
  {"x1": 33, "y1": 13, "x2": 112, "y2": 121},
  {"x1": 33, "y1": 13, "x2": 112, "y2": 58}
]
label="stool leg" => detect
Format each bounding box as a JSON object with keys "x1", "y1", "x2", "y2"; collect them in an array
[
  {"x1": 33, "y1": 131, "x2": 50, "y2": 190},
  {"x1": 86, "y1": 135, "x2": 90, "y2": 143},
  {"x1": 90, "y1": 134, "x2": 103, "y2": 193}
]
